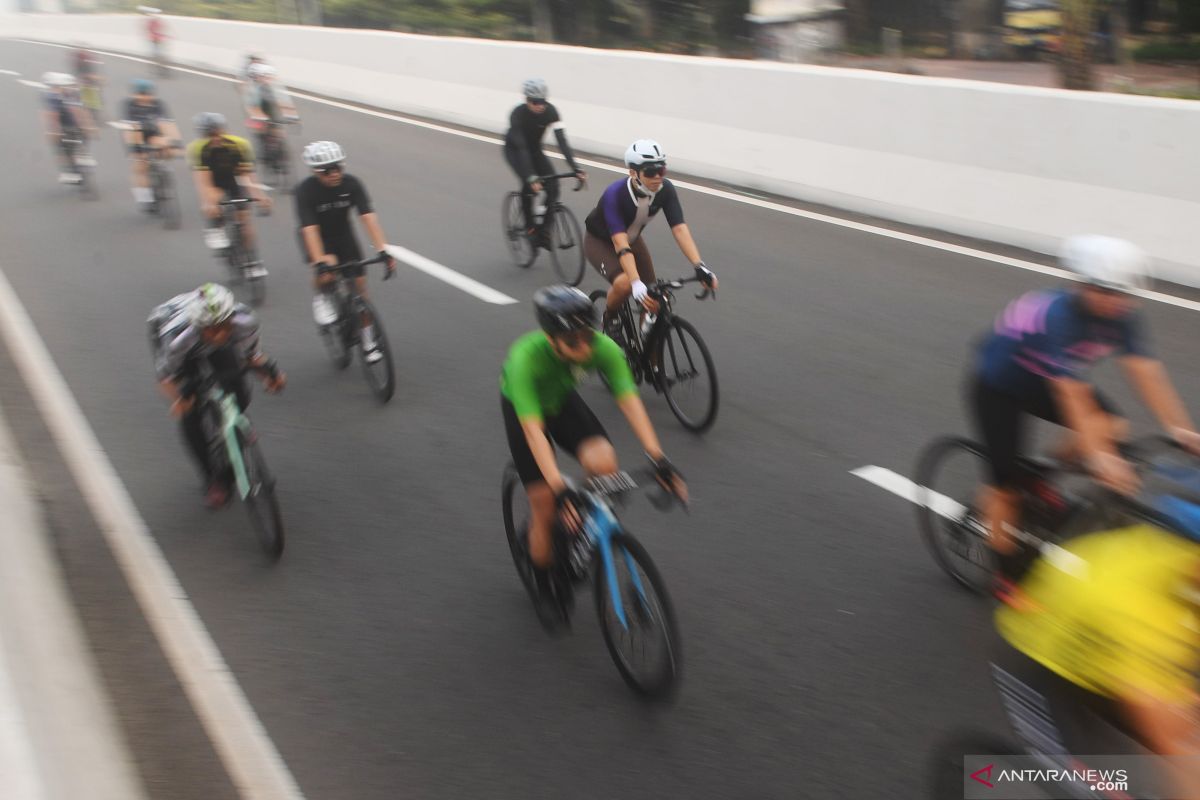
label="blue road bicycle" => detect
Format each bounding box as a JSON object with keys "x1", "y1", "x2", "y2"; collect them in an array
[{"x1": 502, "y1": 465, "x2": 682, "y2": 698}]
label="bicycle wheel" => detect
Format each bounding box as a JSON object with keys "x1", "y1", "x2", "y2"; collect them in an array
[
  {"x1": 653, "y1": 316, "x2": 718, "y2": 432},
  {"x1": 502, "y1": 192, "x2": 535, "y2": 268},
  {"x1": 547, "y1": 204, "x2": 585, "y2": 286},
  {"x1": 501, "y1": 463, "x2": 538, "y2": 598},
  {"x1": 157, "y1": 167, "x2": 181, "y2": 230},
  {"x1": 354, "y1": 297, "x2": 395, "y2": 403},
  {"x1": 594, "y1": 531, "x2": 681, "y2": 699},
  {"x1": 236, "y1": 429, "x2": 284, "y2": 560},
  {"x1": 913, "y1": 437, "x2": 995, "y2": 594},
  {"x1": 274, "y1": 139, "x2": 291, "y2": 194}
]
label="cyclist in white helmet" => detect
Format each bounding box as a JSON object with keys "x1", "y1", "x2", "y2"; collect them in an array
[
  {"x1": 503, "y1": 79, "x2": 587, "y2": 244},
  {"x1": 968, "y1": 234, "x2": 1200, "y2": 587},
  {"x1": 242, "y1": 62, "x2": 298, "y2": 153},
  {"x1": 295, "y1": 141, "x2": 396, "y2": 361},
  {"x1": 41, "y1": 72, "x2": 95, "y2": 185},
  {"x1": 148, "y1": 283, "x2": 286, "y2": 508},
  {"x1": 583, "y1": 139, "x2": 717, "y2": 337}
]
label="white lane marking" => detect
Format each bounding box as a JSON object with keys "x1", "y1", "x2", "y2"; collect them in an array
[
  {"x1": 0, "y1": 268, "x2": 306, "y2": 800},
  {"x1": 0, "y1": 620, "x2": 45, "y2": 800},
  {"x1": 850, "y1": 465, "x2": 966, "y2": 519},
  {"x1": 17, "y1": 79, "x2": 45, "y2": 89},
  {"x1": 385, "y1": 244, "x2": 518, "y2": 305},
  {"x1": 15, "y1": 39, "x2": 1200, "y2": 313},
  {"x1": 0, "y1": 69, "x2": 20, "y2": 76}
]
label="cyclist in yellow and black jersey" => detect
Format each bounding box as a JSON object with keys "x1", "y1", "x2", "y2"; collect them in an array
[{"x1": 187, "y1": 112, "x2": 271, "y2": 277}]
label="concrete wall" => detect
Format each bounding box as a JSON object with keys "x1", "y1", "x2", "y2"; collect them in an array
[{"x1": 4, "y1": 13, "x2": 1199, "y2": 285}]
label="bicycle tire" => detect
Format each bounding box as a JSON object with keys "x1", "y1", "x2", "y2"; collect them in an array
[
  {"x1": 547, "y1": 204, "x2": 585, "y2": 286},
  {"x1": 594, "y1": 531, "x2": 681, "y2": 700},
  {"x1": 354, "y1": 297, "x2": 395, "y2": 403},
  {"x1": 913, "y1": 436, "x2": 996, "y2": 594},
  {"x1": 502, "y1": 192, "x2": 536, "y2": 268},
  {"x1": 501, "y1": 463, "x2": 538, "y2": 599},
  {"x1": 653, "y1": 316, "x2": 718, "y2": 432},
  {"x1": 237, "y1": 428, "x2": 284, "y2": 560}
]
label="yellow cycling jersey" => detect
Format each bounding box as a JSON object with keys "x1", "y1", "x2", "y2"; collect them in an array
[
  {"x1": 187, "y1": 134, "x2": 254, "y2": 190},
  {"x1": 996, "y1": 524, "x2": 1200, "y2": 704}
]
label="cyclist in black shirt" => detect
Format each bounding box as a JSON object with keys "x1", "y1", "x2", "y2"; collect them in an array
[
  {"x1": 503, "y1": 78, "x2": 586, "y2": 243},
  {"x1": 295, "y1": 140, "x2": 395, "y2": 360},
  {"x1": 121, "y1": 79, "x2": 180, "y2": 206}
]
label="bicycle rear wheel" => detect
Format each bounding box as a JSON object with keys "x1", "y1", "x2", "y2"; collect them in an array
[
  {"x1": 547, "y1": 204, "x2": 585, "y2": 286},
  {"x1": 653, "y1": 316, "x2": 718, "y2": 432},
  {"x1": 237, "y1": 429, "x2": 284, "y2": 560},
  {"x1": 501, "y1": 463, "x2": 538, "y2": 598},
  {"x1": 913, "y1": 437, "x2": 995, "y2": 594},
  {"x1": 595, "y1": 531, "x2": 681, "y2": 699},
  {"x1": 502, "y1": 192, "x2": 536, "y2": 268},
  {"x1": 354, "y1": 297, "x2": 395, "y2": 403}
]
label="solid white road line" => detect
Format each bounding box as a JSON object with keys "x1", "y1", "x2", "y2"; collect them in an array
[
  {"x1": 0, "y1": 268, "x2": 306, "y2": 800},
  {"x1": 386, "y1": 244, "x2": 518, "y2": 305},
  {"x1": 0, "y1": 69, "x2": 20, "y2": 76},
  {"x1": 16, "y1": 78, "x2": 44, "y2": 88},
  {"x1": 850, "y1": 465, "x2": 965, "y2": 520},
  {"x1": 15, "y1": 37, "x2": 1200, "y2": 313}
]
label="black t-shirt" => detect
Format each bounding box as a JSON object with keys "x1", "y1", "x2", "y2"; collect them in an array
[
  {"x1": 295, "y1": 173, "x2": 373, "y2": 245},
  {"x1": 504, "y1": 102, "x2": 560, "y2": 154},
  {"x1": 124, "y1": 97, "x2": 169, "y2": 129}
]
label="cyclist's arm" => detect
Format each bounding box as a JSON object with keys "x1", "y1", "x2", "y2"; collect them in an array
[
  {"x1": 614, "y1": 394, "x2": 666, "y2": 461},
  {"x1": 607, "y1": 231, "x2": 641, "y2": 286},
  {"x1": 550, "y1": 123, "x2": 580, "y2": 174},
  {"x1": 1121, "y1": 355, "x2": 1197, "y2": 436},
  {"x1": 300, "y1": 225, "x2": 331, "y2": 264},
  {"x1": 159, "y1": 119, "x2": 181, "y2": 145},
  {"x1": 360, "y1": 213, "x2": 388, "y2": 253},
  {"x1": 234, "y1": 144, "x2": 269, "y2": 204},
  {"x1": 1050, "y1": 377, "x2": 1120, "y2": 461},
  {"x1": 506, "y1": 108, "x2": 537, "y2": 183},
  {"x1": 521, "y1": 419, "x2": 568, "y2": 493},
  {"x1": 670, "y1": 223, "x2": 703, "y2": 267}
]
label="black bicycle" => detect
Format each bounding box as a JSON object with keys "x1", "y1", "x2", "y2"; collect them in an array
[
  {"x1": 589, "y1": 275, "x2": 719, "y2": 432},
  {"x1": 502, "y1": 464, "x2": 683, "y2": 698},
  {"x1": 316, "y1": 253, "x2": 396, "y2": 403},
  {"x1": 61, "y1": 130, "x2": 98, "y2": 201},
  {"x1": 133, "y1": 141, "x2": 180, "y2": 229},
  {"x1": 913, "y1": 434, "x2": 1190, "y2": 594},
  {"x1": 257, "y1": 118, "x2": 298, "y2": 193},
  {"x1": 214, "y1": 197, "x2": 266, "y2": 306},
  {"x1": 502, "y1": 172, "x2": 586, "y2": 285}
]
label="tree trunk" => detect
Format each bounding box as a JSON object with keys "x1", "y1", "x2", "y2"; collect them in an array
[
  {"x1": 1059, "y1": 0, "x2": 1097, "y2": 90},
  {"x1": 532, "y1": 0, "x2": 554, "y2": 42}
]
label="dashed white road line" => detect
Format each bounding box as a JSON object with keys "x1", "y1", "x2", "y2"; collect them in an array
[
  {"x1": 850, "y1": 464, "x2": 965, "y2": 520},
  {"x1": 16, "y1": 78, "x2": 44, "y2": 89},
  {"x1": 0, "y1": 639, "x2": 45, "y2": 800},
  {"x1": 0, "y1": 69, "x2": 20, "y2": 76},
  {"x1": 386, "y1": 244, "x2": 518, "y2": 305},
  {"x1": 0, "y1": 267, "x2": 306, "y2": 800}
]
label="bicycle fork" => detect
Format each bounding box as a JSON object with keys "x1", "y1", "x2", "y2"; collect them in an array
[
  {"x1": 588, "y1": 505, "x2": 651, "y2": 631},
  {"x1": 218, "y1": 395, "x2": 254, "y2": 500}
]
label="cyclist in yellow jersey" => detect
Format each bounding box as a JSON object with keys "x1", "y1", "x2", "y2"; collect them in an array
[
  {"x1": 187, "y1": 112, "x2": 271, "y2": 277},
  {"x1": 996, "y1": 522, "x2": 1200, "y2": 797}
]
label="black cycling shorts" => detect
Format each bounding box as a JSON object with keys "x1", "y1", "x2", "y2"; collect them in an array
[
  {"x1": 969, "y1": 373, "x2": 1119, "y2": 486},
  {"x1": 296, "y1": 231, "x2": 363, "y2": 273},
  {"x1": 502, "y1": 391, "x2": 609, "y2": 486}
]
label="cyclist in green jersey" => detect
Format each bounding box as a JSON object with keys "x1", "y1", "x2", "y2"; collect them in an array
[{"x1": 501, "y1": 285, "x2": 687, "y2": 628}]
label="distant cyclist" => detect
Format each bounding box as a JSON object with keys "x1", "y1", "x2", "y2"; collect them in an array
[
  {"x1": 503, "y1": 79, "x2": 586, "y2": 244},
  {"x1": 70, "y1": 45, "x2": 104, "y2": 120},
  {"x1": 243, "y1": 63, "x2": 298, "y2": 154},
  {"x1": 141, "y1": 7, "x2": 168, "y2": 64},
  {"x1": 500, "y1": 285, "x2": 686, "y2": 629},
  {"x1": 968, "y1": 235, "x2": 1200, "y2": 585},
  {"x1": 583, "y1": 139, "x2": 717, "y2": 338},
  {"x1": 148, "y1": 283, "x2": 285, "y2": 508},
  {"x1": 121, "y1": 79, "x2": 180, "y2": 206},
  {"x1": 40, "y1": 72, "x2": 94, "y2": 185},
  {"x1": 187, "y1": 112, "x2": 271, "y2": 276},
  {"x1": 239, "y1": 52, "x2": 265, "y2": 84},
  {"x1": 295, "y1": 141, "x2": 395, "y2": 362}
]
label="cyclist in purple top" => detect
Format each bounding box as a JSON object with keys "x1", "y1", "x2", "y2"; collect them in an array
[
  {"x1": 968, "y1": 235, "x2": 1200, "y2": 584},
  {"x1": 583, "y1": 139, "x2": 717, "y2": 336}
]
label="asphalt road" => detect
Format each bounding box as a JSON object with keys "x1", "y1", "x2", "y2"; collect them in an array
[{"x1": 2, "y1": 38, "x2": 1199, "y2": 800}]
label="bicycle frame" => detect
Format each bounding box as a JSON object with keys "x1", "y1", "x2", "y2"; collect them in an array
[
  {"x1": 579, "y1": 493, "x2": 651, "y2": 631},
  {"x1": 206, "y1": 386, "x2": 255, "y2": 500}
]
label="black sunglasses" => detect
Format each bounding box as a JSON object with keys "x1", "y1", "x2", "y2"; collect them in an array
[
  {"x1": 315, "y1": 163, "x2": 344, "y2": 175},
  {"x1": 557, "y1": 328, "x2": 594, "y2": 348},
  {"x1": 639, "y1": 163, "x2": 667, "y2": 178},
  {"x1": 527, "y1": 97, "x2": 547, "y2": 106}
]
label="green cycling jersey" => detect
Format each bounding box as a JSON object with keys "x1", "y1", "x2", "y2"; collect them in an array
[{"x1": 500, "y1": 331, "x2": 637, "y2": 421}]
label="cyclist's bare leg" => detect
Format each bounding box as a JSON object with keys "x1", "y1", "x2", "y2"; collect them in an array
[
  {"x1": 576, "y1": 436, "x2": 618, "y2": 478},
  {"x1": 526, "y1": 480, "x2": 557, "y2": 569},
  {"x1": 1048, "y1": 414, "x2": 1129, "y2": 467},
  {"x1": 607, "y1": 272, "x2": 632, "y2": 315},
  {"x1": 980, "y1": 484, "x2": 1022, "y2": 555},
  {"x1": 353, "y1": 275, "x2": 373, "y2": 327},
  {"x1": 123, "y1": 131, "x2": 150, "y2": 189},
  {"x1": 1122, "y1": 693, "x2": 1200, "y2": 799},
  {"x1": 236, "y1": 207, "x2": 257, "y2": 255}
]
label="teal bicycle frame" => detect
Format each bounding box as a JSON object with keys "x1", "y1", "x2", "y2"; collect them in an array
[{"x1": 204, "y1": 384, "x2": 255, "y2": 500}]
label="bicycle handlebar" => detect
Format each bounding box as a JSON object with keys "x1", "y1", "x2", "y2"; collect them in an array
[
  {"x1": 536, "y1": 172, "x2": 585, "y2": 192},
  {"x1": 580, "y1": 467, "x2": 685, "y2": 512},
  {"x1": 316, "y1": 251, "x2": 395, "y2": 280},
  {"x1": 648, "y1": 274, "x2": 716, "y2": 302}
]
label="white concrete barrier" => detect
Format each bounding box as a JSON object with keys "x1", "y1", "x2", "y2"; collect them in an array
[{"x1": 4, "y1": 13, "x2": 1200, "y2": 286}]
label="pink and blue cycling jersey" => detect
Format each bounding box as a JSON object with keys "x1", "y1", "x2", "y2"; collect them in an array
[{"x1": 975, "y1": 289, "x2": 1148, "y2": 398}]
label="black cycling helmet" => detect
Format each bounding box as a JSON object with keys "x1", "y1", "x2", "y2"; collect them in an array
[{"x1": 533, "y1": 285, "x2": 595, "y2": 336}]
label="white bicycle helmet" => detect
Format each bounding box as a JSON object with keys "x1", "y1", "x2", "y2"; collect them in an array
[
  {"x1": 522, "y1": 78, "x2": 548, "y2": 100},
  {"x1": 1060, "y1": 235, "x2": 1151, "y2": 293},
  {"x1": 248, "y1": 62, "x2": 276, "y2": 80},
  {"x1": 303, "y1": 141, "x2": 346, "y2": 168},
  {"x1": 625, "y1": 139, "x2": 666, "y2": 169},
  {"x1": 190, "y1": 283, "x2": 236, "y2": 327}
]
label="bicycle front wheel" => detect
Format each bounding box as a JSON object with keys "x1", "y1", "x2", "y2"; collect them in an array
[
  {"x1": 594, "y1": 531, "x2": 681, "y2": 699},
  {"x1": 501, "y1": 463, "x2": 538, "y2": 598},
  {"x1": 913, "y1": 437, "x2": 995, "y2": 594},
  {"x1": 653, "y1": 316, "x2": 718, "y2": 432},
  {"x1": 501, "y1": 192, "x2": 535, "y2": 268},
  {"x1": 236, "y1": 429, "x2": 284, "y2": 560},
  {"x1": 547, "y1": 204, "x2": 585, "y2": 286},
  {"x1": 354, "y1": 298, "x2": 395, "y2": 403}
]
